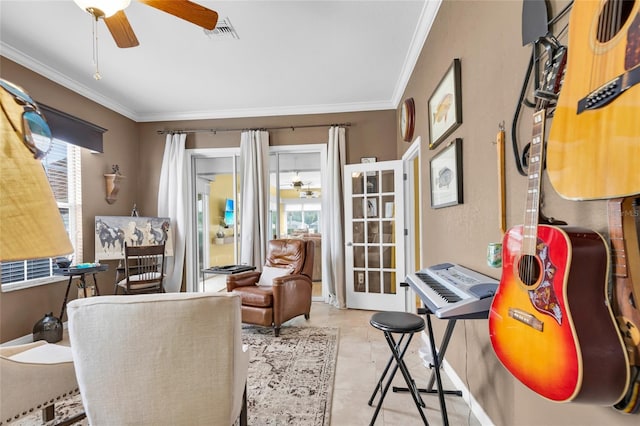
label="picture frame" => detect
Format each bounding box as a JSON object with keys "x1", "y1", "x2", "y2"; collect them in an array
[
  {"x1": 95, "y1": 216, "x2": 174, "y2": 260},
  {"x1": 428, "y1": 58, "x2": 462, "y2": 149},
  {"x1": 430, "y1": 138, "x2": 463, "y2": 209},
  {"x1": 366, "y1": 175, "x2": 378, "y2": 193},
  {"x1": 366, "y1": 198, "x2": 378, "y2": 217},
  {"x1": 384, "y1": 202, "x2": 395, "y2": 218}
]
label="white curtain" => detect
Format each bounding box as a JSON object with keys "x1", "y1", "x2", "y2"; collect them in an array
[
  {"x1": 239, "y1": 130, "x2": 270, "y2": 268},
  {"x1": 157, "y1": 133, "x2": 187, "y2": 292},
  {"x1": 322, "y1": 126, "x2": 346, "y2": 308}
]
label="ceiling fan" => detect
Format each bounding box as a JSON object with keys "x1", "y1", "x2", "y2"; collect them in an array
[
  {"x1": 299, "y1": 188, "x2": 320, "y2": 199},
  {"x1": 290, "y1": 172, "x2": 311, "y2": 191},
  {"x1": 73, "y1": 0, "x2": 219, "y2": 48}
]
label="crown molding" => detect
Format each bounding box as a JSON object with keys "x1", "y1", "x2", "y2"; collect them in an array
[
  {"x1": 391, "y1": 0, "x2": 442, "y2": 108},
  {"x1": 1, "y1": 43, "x2": 138, "y2": 120}
]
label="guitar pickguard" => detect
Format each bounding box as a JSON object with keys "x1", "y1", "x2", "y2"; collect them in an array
[
  {"x1": 528, "y1": 240, "x2": 563, "y2": 325},
  {"x1": 626, "y1": 11, "x2": 640, "y2": 69}
]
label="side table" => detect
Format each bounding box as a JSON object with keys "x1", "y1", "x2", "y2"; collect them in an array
[
  {"x1": 55, "y1": 264, "x2": 108, "y2": 320},
  {"x1": 201, "y1": 265, "x2": 256, "y2": 292}
]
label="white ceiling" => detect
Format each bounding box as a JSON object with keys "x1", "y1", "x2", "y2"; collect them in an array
[{"x1": 0, "y1": 0, "x2": 440, "y2": 122}]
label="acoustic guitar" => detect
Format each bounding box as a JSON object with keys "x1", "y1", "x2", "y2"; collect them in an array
[
  {"x1": 488, "y1": 50, "x2": 629, "y2": 404},
  {"x1": 609, "y1": 197, "x2": 640, "y2": 413},
  {"x1": 547, "y1": 0, "x2": 640, "y2": 200}
]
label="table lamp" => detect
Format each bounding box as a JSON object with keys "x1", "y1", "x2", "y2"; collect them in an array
[{"x1": 0, "y1": 78, "x2": 73, "y2": 262}]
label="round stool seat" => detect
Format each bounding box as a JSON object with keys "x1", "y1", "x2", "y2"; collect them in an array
[{"x1": 370, "y1": 312, "x2": 425, "y2": 334}]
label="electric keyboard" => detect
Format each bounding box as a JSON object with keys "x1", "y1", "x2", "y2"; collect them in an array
[{"x1": 406, "y1": 262, "x2": 498, "y2": 319}]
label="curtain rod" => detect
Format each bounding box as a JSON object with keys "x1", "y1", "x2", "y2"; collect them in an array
[{"x1": 156, "y1": 122, "x2": 351, "y2": 135}]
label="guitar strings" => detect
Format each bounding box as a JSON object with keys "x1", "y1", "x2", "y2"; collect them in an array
[
  {"x1": 591, "y1": 0, "x2": 625, "y2": 92},
  {"x1": 527, "y1": 92, "x2": 552, "y2": 286},
  {"x1": 607, "y1": 0, "x2": 620, "y2": 81},
  {"x1": 523, "y1": 96, "x2": 543, "y2": 286}
]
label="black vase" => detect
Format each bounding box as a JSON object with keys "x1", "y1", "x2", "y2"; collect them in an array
[{"x1": 33, "y1": 312, "x2": 63, "y2": 343}]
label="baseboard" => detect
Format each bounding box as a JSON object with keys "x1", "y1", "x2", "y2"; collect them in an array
[
  {"x1": 419, "y1": 331, "x2": 495, "y2": 426},
  {"x1": 441, "y1": 360, "x2": 495, "y2": 426}
]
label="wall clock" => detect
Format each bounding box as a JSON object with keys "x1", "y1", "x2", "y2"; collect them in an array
[{"x1": 400, "y1": 97, "x2": 415, "y2": 142}]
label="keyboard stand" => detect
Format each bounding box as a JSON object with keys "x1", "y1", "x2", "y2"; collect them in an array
[{"x1": 393, "y1": 306, "x2": 462, "y2": 426}]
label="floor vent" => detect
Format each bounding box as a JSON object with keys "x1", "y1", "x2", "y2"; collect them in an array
[{"x1": 204, "y1": 17, "x2": 239, "y2": 40}]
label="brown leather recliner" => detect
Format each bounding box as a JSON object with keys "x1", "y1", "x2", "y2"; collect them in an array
[{"x1": 226, "y1": 239, "x2": 314, "y2": 336}]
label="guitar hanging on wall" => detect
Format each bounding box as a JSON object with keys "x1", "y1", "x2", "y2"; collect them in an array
[
  {"x1": 547, "y1": 0, "x2": 640, "y2": 200},
  {"x1": 609, "y1": 197, "x2": 640, "y2": 413},
  {"x1": 488, "y1": 47, "x2": 630, "y2": 405}
]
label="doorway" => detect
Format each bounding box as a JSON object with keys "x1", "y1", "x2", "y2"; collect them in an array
[
  {"x1": 185, "y1": 148, "x2": 240, "y2": 293},
  {"x1": 270, "y1": 145, "x2": 326, "y2": 300},
  {"x1": 402, "y1": 137, "x2": 422, "y2": 313},
  {"x1": 184, "y1": 145, "x2": 326, "y2": 298}
]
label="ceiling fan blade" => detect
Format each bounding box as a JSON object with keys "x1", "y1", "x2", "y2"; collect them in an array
[
  {"x1": 138, "y1": 0, "x2": 219, "y2": 30},
  {"x1": 104, "y1": 10, "x2": 139, "y2": 48}
]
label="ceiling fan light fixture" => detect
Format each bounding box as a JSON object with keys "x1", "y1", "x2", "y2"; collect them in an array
[{"x1": 74, "y1": 0, "x2": 131, "y2": 18}]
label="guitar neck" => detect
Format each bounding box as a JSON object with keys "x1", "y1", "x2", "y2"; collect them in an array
[
  {"x1": 522, "y1": 109, "x2": 547, "y2": 256},
  {"x1": 608, "y1": 199, "x2": 629, "y2": 278}
]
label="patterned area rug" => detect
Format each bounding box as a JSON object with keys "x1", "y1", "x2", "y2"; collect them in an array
[
  {"x1": 9, "y1": 326, "x2": 338, "y2": 426},
  {"x1": 242, "y1": 325, "x2": 339, "y2": 426}
]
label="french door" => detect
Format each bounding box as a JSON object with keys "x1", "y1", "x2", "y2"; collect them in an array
[
  {"x1": 344, "y1": 160, "x2": 405, "y2": 311},
  {"x1": 184, "y1": 146, "x2": 326, "y2": 295},
  {"x1": 185, "y1": 148, "x2": 241, "y2": 293}
]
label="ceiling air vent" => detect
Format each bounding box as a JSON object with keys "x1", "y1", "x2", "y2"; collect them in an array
[{"x1": 204, "y1": 17, "x2": 239, "y2": 40}]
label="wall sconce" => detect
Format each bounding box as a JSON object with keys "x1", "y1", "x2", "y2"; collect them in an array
[{"x1": 104, "y1": 164, "x2": 124, "y2": 204}]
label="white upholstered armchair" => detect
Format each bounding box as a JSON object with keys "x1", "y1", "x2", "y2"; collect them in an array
[
  {"x1": 0, "y1": 341, "x2": 81, "y2": 424},
  {"x1": 67, "y1": 292, "x2": 249, "y2": 425}
]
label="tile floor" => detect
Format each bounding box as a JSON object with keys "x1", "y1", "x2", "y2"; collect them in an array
[{"x1": 288, "y1": 301, "x2": 484, "y2": 426}]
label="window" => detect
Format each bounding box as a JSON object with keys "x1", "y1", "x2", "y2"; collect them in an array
[
  {"x1": 1, "y1": 138, "x2": 82, "y2": 290},
  {"x1": 284, "y1": 202, "x2": 321, "y2": 234}
]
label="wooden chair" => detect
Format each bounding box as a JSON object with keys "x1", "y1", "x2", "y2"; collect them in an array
[{"x1": 115, "y1": 242, "x2": 166, "y2": 294}]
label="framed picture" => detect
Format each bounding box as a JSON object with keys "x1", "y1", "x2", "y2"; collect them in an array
[
  {"x1": 428, "y1": 58, "x2": 462, "y2": 149},
  {"x1": 95, "y1": 216, "x2": 174, "y2": 260},
  {"x1": 366, "y1": 175, "x2": 378, "y2": 193},
  {"x1": 384, "y1": 202, "x2": 395, "y2": 218},
  {"x1": 430, "y1": 138, "x2": 463, "y2": 209},
  {"x1": 365, "y1": 198, "x2": 378, "y2": 217},
  {"x1": 360, "y1": 157, "x2": 377, "y2": 163}
]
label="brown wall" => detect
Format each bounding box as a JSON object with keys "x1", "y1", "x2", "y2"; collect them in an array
[
  {"x1": 135, "y1": 110, "x2": 397, "y2": 214},
  {"x1": 396, "y1": 1, "x2": 635, "y2": 425},
  {"x1": 0, "y1": 58, "x2": 396, "y2": 342},
  {"x1": 1, "y1": 58, "x2": 139, "y2": 341}
]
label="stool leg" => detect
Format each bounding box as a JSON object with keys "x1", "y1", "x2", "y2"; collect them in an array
[
  {"x1": 369, "y1": 358, "x2": 401, "y2": 425},
  {"x1": 384, "y1": 332, "x2": 429, "y2": 425},
  {"x1": 385, "y1": 332, "x2": 425, "y2": 407},
  {"x1": 369, "y1": 332, "x2": 429, "y2": 426},
  {"x1": 368, "y1": 333, "x2": 408, "y2": 406}
]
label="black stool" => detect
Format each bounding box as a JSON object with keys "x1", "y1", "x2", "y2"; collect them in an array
[{"x1": 368, "y1": 311, "x2": 429, "y2": 425}]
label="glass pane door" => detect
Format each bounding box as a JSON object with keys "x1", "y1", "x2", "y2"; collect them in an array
[
  {"x1": 192, "y1": 155, "x2": 239, "y2": 293},
  {"x1": 344, "y1": 160, "x2": 405, "y2": 311},
  {"x1": 270, "y1": 150, "x2": 323, "y2": 299}
]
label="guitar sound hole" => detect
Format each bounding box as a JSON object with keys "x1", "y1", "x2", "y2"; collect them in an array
[
  {"x1": 597, "y1": 0, "x2": 635, "y2": 43},
  {"x1": 518, "y1": 255, "x2": 541, "y2": 287}
]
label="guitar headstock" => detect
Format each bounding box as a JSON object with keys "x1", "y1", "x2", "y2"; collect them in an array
[{"x1": 536, "y1": 43, "x2": 568, "y2": 106}]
